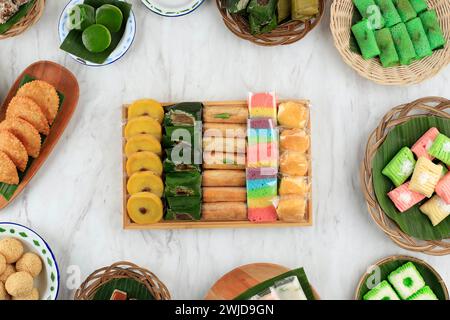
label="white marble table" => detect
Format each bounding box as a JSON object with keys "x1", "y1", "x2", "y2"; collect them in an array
[{"x1": 0, "y1": 0, "x2": 448, "y2": 300}]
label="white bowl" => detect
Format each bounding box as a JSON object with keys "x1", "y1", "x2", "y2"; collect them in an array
[
  {"x1": 141, "y1": 0, "x2": 205, "y2": 17},
  {"x1": 0, "y1": 222, "x2": 59, "y2": 300},
  {"x1": 58, "y1": 0, "x2": 136, "y2": 67}
]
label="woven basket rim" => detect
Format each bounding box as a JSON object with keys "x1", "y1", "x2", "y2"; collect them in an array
[
  {"x1": 73, "y1": 261, "x2": 171, "y2": 300},
  {"x1": 354, "y1": 255, "x2": 449, "y2": 300},
  {"x1": 0, "y1": 0, "x2": 45, "y2": 40},
  {"x1": 360, "y1": 97, "x2": 450, "y2": 256},
  {"x1": 216, "y1": 0, "x2": 326, "y2": 46},
  {"x1": 330, "y1": 0, "x2": 450, "y2": 86}
]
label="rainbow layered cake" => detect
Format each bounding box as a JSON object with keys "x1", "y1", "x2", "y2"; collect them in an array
[
  {"x1": 247, "y1": 118, "x2": 279, "y2": 168},
  {"x1": 246, "y1": 168, "x2": 278, "y2": 222},
  {"x1": 248, "y1": 92, "x2": 277, "y2": 121}
]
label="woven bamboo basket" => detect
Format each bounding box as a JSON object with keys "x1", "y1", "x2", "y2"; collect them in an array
[
  {"x1": 0, "y1": 0, "x2": 45, "y2": 40},
  {"x1": 330, "y1": 0, "x2": 450, "y2": 85},
  {"x1": 361, "y1": 97, "x2": 450, "y2": 256},
  {"x1": 74, "y1": 261, "x2": 171, "y2": 300},
  {"x1": 355, "y1": 255, "x2": 449, "y2": 300},
  {"x1": 216, "y1": 0, "x2": 325, "y2": 46}
]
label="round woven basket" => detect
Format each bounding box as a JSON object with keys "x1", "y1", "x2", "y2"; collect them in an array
[
  {"x1": 74, "y1": 261, "x2": 171, "y2": 300},
  {"x1": 330, "y1": 0, "x2": 450, "y2": 86},
  {"x1": 216, "y1": 0, "x2": 325, "y2": 46},
  {"x1": 0, "y1": 0, "x2": 45, "y2": 40},
  {"x1": 361, "y1": 97, "x2": 450, "y2": 256},
  {"x1": 354, "y1": 255, "x2": 449, "y2": 300}
]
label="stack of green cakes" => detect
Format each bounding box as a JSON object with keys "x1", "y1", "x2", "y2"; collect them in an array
[
  {"x1": 163, "y1": 103, "x2": 203, "y2": 221},
  {"x1": 351, "y1": 0, "x2": 446, "y2": 67}
]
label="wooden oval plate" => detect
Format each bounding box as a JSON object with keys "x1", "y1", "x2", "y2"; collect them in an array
[
  {"x1": 0, "y1": 60, "x2": 79, "y2": 209},
  {"x1": 205, "y1": 263, "x2": 320, "y2": 300},
  {"x1": 355, "y1": 255, "x2": 449, "y2": 300}
]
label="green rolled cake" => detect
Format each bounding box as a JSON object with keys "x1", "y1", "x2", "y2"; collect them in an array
[
  {"x1": 375, "y1": 0, "x2": 402, "y2": 27},
  {"x1": 393, "y1": 0, "x2": 417, "y2": 22},
  {"x1": 409, "y1": 0, "x2": 428, "y2": 14},
  {"x1": 375, "y1": 28, "x2": 400, "y2": 66},
  {"x1": 390, "y1": 23, "x2": 417, "y2": 65},
  {"x1": 352, "y1": 20, "x2": 381, "y2": 59},
  {"x1": 382, "y1": 146, "x2": 416, "y2": 186},
  {"x1": 353, "y1": 0, "x2": 377, "y2": 19},
  {"x1": 406, "y1": 17, "x2": 432, "y2": 58},
  {"x1": 420, "y1": 9, "x2": 446, "y2": 50},
  {"x1": 165, "y1": 196, "x2": 202, "y2": 220},
  {"x1": 429, "y1": 133, "x2": 450, "y2": 165}
]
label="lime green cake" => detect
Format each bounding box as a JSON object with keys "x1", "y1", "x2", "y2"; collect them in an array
[
  {"x1": 363, "y1": 280, "x2": 400, "y2": 300},
  {"x1": 393, "y1": 0, "x2": 417, "y2": 22},
  {"x1": 375, "y1": 0, "x2": 402, "y2": 27},
  {"x1": 420, "y1": 9, "x2": 446, "y2": 50},
  {"x1": 382, "y1": 146, "x2": 416, "y2": 187},
  {"x1": 409, "y1": 0, "x2": 428, "y2": 14},
  {"x1": 390, "y1": 23, "x2": 417, "y2": 65},
  {"x1": 375, "y1": 28, "x2": 400, "y2": 67},
  {"x1": 429, "y1": 133, "x2": 450, "y2": 165},
  {"x1": 406, "y1": 17, "x2": 432, "y2": 59},
  {"x1": 407, "y1": 286, "x2": 438, "y2": 300},
  {"x1": 352, "y1": 20, "x2": 381, "y2": 59},
  {"x1": 388, "y1": 262, "x2": 426, "y2": 300}
]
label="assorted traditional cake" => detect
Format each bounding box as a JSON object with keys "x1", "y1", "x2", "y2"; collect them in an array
[
  {"x1": 364, "y1": 262, "x2": 437, "y2": 300},
  {"x1": 382, "y1": 127, "x2": 450, "y2": 227},
  {"x1": 351, "y1": 0, "x2": 446, "y2": 67}
]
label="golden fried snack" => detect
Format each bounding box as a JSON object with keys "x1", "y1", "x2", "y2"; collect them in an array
[
  {"x1": 202, "y1": 170, "x2": 246, "y2": 187},
  {"x1": 203, "y1": 187, "x2": 247, "y2": 202},
  {"x1": 203, "y1": 106, "x2": 248, "y2": 124},
  {"x1": 7, "y1": 97, "x2": 49, "y2": 135},
  {"x1": 202, "y1": 202, "x2": 247, "y2": 221},
  {"x1": 0, "y1": 151, "x2": 19, "y2": 185},
  {"x1": 0, "y1": 118, "x2": 41, "y2": 158},
  {"x1": 0, "y1": 131, "x2": 28, "y2": 172},
  {"x1": 16, "y1": 80, "x2": 59, "y2": 125}
]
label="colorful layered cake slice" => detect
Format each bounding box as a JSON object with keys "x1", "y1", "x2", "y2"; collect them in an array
[
  {"x1": 382, "y1": 147, "x2": 416, "y2": 187},
  {"x1": 408, "y1": 157, "x2": 442, "y2": 197},
  {"x1": 411, "y1": 127, "x2": 439, "y2": 160},
  {"x1": 387, "y1": 182, "x2": 426, "y2": 212},
  {"x1": 406, "y1": 17, "x2": 433, "y2": 59},
  {"x1": 247, "y1": 119, "x2": 279, "y2": 168},
  {"x1": 246, "y1": 168, "x2": 278, "y2": 222},
  {"x1": 419, "y1": 195, "x2": 450, "y2": 226},
  {"x1": 420, "y1": 9, "x2": 446, "y2": 50},
  {"x1": 428, "y1": 133, "x2": 450, "y2": 165},
  {"x1": 436, "y1": 172, "x2": 450, "y2": 204},
  {"x1": 406, "y1": 286, "x2": 438, "y2": 300},
  {"x1": 363, "y1": 280, "x2": 400, "y2": 300},
  {"x1": 248, "y1": 92, "x2": 277, "y2": 122},
  {"x1": 388, "y1": 262, "x2": 425, "y2": 300}
]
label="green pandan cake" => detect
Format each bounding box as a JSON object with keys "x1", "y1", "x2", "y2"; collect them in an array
[
  {"x1": 382, "y1": 147, "x2": 416, "y2": 187},
  {"x1": 429, "y1": 133, "x2": 450, "y2": 166},
  {"x1": 363, "y1": 280, "x2": 400, "y2": 300},
  {"x1": 388, "y1": 262, "x2": 425, "y2": 299},
  {"x1": 407, "y1": 286, "x2": 438, "y2": 300}
]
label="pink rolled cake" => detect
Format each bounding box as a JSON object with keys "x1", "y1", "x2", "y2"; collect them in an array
[
  {"x1": 436, "y1": 171, "x2": 450, "y2": 204},
  {"x1": 387, "y1": 182, "x2": 426, "y2": 212},
  {"x1": 411, "y1": 127, "x2": 439, "y2": 160}
]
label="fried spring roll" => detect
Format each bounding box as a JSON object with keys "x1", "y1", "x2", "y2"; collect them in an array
[
  {"x1": 202, "y1": 170, "x2": 246, "y2": 187},
  {"x1": 203, "y1": 187, "x2": 247, "y2": 202},
  {"x1": 203, "y1": 151, "x2": 246, "y2": 169},
  {"x1": 203, "y1": 123, "x2": 247, "y2": 138},
  {"x1": 203, "y1": 137, "x2": 247, "y2": 153},
  {"x1": 202, "y1": 202, "x2": 247, "y2": 221},
  {"x1": 203, "y1": 106, "x2": 248, "y2": 124}
]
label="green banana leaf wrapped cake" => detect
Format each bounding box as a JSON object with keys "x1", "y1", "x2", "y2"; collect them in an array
[
  {"x1": 406, "y1": 17, "x2": 432, "y2": 59},
  {"x1": 162, "y1": 126, "x2": 202, "y2": 149},
  {"x1": 165, "y1": 171, "x2": 202, "y2": 197},
  {"x1": 165, "y1": 196, "x2": 202, "y2": 220},
  {"x1": 390, "y1": 23, "x2": 417, "y2": 65},
  {"x1": 227, "y1": 0, "x2": 251, "y2": 14},
  {"x1": 164, "y1": 102, "x2": 202, "y2": 127},
  {"x1": 292, "y1": 0, "x2": 319, "y2": 21},
  {"x1": 375, "y1": 28, "x2": 400, "y2": 67}
]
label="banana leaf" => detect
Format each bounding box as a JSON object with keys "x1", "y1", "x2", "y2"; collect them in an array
[
  {"x1": 234, "y1": 267, "x2": 315, "y2": 300},
  {"x1": 93, "y1": 278, "x2": 155, "y2": 300},
  {"x1": 162, "y1": 126, "x2": 202, "y2": 149},
  {"x1": 0, "y1": 0, "x2": 36, "y2": 35},
  {"x1": 372, "y1": 116, "x2": 450, "y2": 240},
  {"x1": 0, "y1": 75, "x2": 65, "y2": 201},
  {"x1": 165, "y1": 196, "x2": 201, "y2": 220},
  {"x1": 165, "y1": 171, "x2": 202, "y2": 197},
  {"x1": 356, "y1": 258, "x2": 447, "y2": 300},
  {"x1": 59, "y1": 0, "x2": 132, "y2": 64},
  {"x1": 164, "y1": 102, "x2": 202, "y2": 127}
]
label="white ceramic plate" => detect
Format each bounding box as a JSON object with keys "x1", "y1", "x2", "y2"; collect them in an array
[
  {"x1": 0, "y1": 222, "x2": 59, "y2": 300},
  {"x1": 58, "y1": 0, "x2": 136, "y2": 67},
  {"x1": 141, "y1": 0, "x2": 205, "y2": 17}
]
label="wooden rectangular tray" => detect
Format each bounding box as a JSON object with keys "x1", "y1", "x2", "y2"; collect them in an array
[{"x1": 123, "y1": 100, "x2": 312, "y2": 230}]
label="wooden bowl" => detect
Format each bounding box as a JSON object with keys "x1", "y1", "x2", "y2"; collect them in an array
[
  {"x1": 331, "y1": 0, "x2": 450, "y2": 85},
  {"x1": 205, "y1": 263, "x2": 320, "y2": 300},
  {"x1": 355, "y1": 255, "x2": 449, "y2": 300},
  {"x1": 360, "y1": 97, "x2": 450, "y2": 255},
  {"x1": 0, "y1": 0, "x2": 45, "y2": 40},
  {"x1": 216, "y1": 0, "x2": 325, "y2": 46},
  {"x1": 74, "y1": 261, "x2": 171, "y2": 300},
  {"x1": 0, "y1": 60, "x2": 80, "y2": 209}
]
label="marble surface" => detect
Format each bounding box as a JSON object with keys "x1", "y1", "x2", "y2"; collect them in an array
[{"x1": 0, "y1": 0, "x2": 449, "y2": 300}]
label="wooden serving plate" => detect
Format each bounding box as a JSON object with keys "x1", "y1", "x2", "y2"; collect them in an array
[
  {"x1": 0, "y1": 60, "x2": 80, "y2": 209},
  {"x1": 123, "y1": 100, "x2": 312, "y2": 230},
  {"x1": 205, "y1": 263, "x2": 320, "y2": 300}
]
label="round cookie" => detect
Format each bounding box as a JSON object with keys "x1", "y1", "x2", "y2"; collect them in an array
[
  {"x1": 0, "y1": 238, "x2": 24, "y2": 263},
  {"x1": 0, "y1": 264, "x2": 16, "y2": 282},
  {"x1": 12, "y1": 287, "x2": 39, "y2": 300},
  {"x1": 0, "y1": 253, "x2": 6, "y2": 275},
  {"x1": 0, "y1": 281, "x2": 10, "y2": 300},
  {"x1": 5, "y1": 271, "x2": 33, "y2": 297},
  {"x1": 16, "y1": 252, "x2": 42, "y2": 278}
]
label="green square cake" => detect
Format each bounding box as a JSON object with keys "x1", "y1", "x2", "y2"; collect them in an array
[
  {"x1": 409, "y1": 0, "x2": 428, "y2": 14},
  {"x1": 352, "y1": 20, "x2": 381, "y2": 59},
  {"x1": 382, "y1": 147, "x2": 416, "y2": 187},
  {"x1": 390, "y1": 23, "x2": 417, "y2": 65},
  {"x1": 363, "y1": 280, "x2": 400, "y2": 300},
  {"x1": 406, "y1": 17, "x2": 433, "y2": 59},
  {"x1": 393, "y1": 0, "x2": 417, "y2": 22},
  {"x1": 388, "y1": 262, "x2": 425, "y2": 299},
  {"x1": 406, "y1": 286, "x2": 438, "y2": 300},
  {"x1": 375, "y1": 0, "x2": 402, "y2": 27},
  {"x1": 429, "y1": 133, "x2": 450, "y2": 165},
  {"x1": 375, "y1": 28, "x2": 400, "y2": 66},
  {"x1": 420, "y1": 9, "x2": 446, "y2": 50}
]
